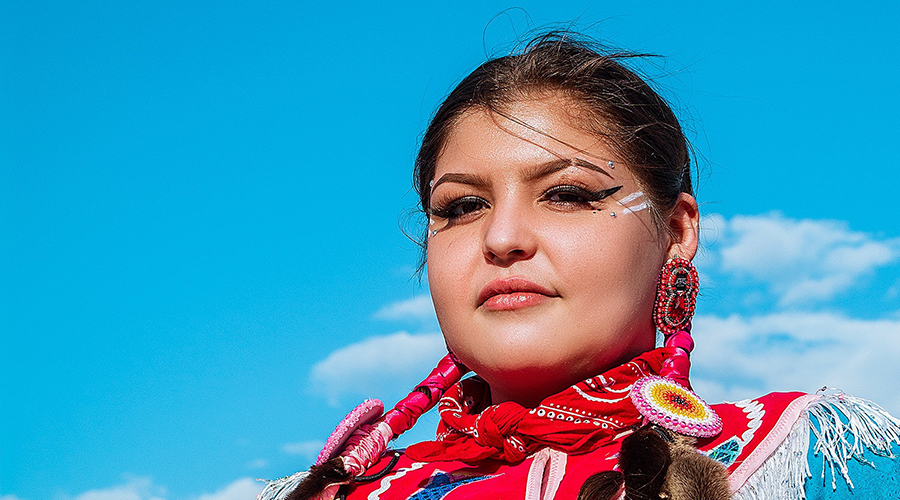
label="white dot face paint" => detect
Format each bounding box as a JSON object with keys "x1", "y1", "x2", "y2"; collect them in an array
[
  {"x1": 429, "y1": 217, "x2": 439, "y2": 237},
  {"x1": 615, "y1": 191, "x2": 650, "y2": 215}
]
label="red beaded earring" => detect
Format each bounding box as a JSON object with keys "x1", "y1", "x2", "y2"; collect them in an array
[
  {"x1": 652, "y1": 258, "x2": 699, "y2": 335},
  {"x1": 630, "y1": 257, "x2": 721, "y2": 438}
]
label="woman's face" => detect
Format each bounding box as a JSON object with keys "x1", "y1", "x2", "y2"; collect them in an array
[{"x1": 426, "y1": 95, "x2": 698, "y2": 407}]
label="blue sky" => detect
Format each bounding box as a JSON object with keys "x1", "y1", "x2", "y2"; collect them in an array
[{"x1": 2, "y1": 2, "x2": 899, "y2": 500}]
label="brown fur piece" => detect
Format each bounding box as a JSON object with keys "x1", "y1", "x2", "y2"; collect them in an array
[
  {"x1": 619, "y1": 426, "x2": 672, "y2": 500},
  {"x1": 661, "y1": 433, "x2": 731, "y2": 500},
  {"x1": 284, "y1": 458, "x2": 351, "y2": 500},
  {"x1": 591, "y1": 425, "x2": 731, "y2": 500},
  {"x1": 578, "y1": 470, "x2": 625, "y2": 500}
]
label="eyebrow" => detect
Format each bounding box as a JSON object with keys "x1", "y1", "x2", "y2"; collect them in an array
[
  {"x1": 430, "y1": 157, "x2": 613, "y2": 194},
  {"x1": 522, "y1": 158, "x2": 614, "y2": 182},
  {"x1": 430, "y1": 172, "x2": 491, "y2": 193}
]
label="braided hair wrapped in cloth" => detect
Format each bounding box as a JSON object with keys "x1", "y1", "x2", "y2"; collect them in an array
[{"x1": 259, "y1": 32, "x2": 900, "y2": 500}]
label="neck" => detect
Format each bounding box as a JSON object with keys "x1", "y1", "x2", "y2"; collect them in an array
[{"x1": 486, "y1": 343, "x2": 656, "y2": 407}]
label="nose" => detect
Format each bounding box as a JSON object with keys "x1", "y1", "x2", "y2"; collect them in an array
[{"x1": 482, "y1": 200, "x2": 538, "y2": 267}]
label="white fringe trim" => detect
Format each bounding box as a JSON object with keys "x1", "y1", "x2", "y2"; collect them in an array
[
  {"x1": 257, "y1": 470, "x2": 309, "y2": 500},
  {"x1": 808, "y1": 393, "x2": 900, "y2": 490},
  {"x1": 733, "y1": 392, "x2": 900, "y2": 500},
  {"x1": 732, "y1": 411, "x2": 810, "y2": 500}
]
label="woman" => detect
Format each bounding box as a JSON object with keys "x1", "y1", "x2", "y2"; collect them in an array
[{"x1": 261, "y1": 33, "x2": 900, "y2": 500}]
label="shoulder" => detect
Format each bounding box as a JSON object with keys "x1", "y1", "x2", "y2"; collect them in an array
[{"x1": 721, "y1": 392, "x2": 900, "y2": 499}]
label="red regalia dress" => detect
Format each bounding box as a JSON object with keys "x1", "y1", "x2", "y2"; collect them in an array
[{"x1": 261, "y1": 347, "x2": 900, "y2": 500}]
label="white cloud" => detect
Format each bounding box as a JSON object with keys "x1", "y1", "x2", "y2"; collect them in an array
[
  {"x1": 245, "y1": 458, "x2": 268, "y2": 469},
  {"x1": 65, "y1": 475, "x2": 167, "y2": 500},
  {"x1": 2, "y1": 495, "x2": 27, "y2": 500},
  {"x1": 702, "y1": 212, "x2": 899, "y2": 306},
  {"x1": 51, "y1": 476, "x2": 261, "y2": 500},
  {"x1": 373, "y1": 295, "x2": 436, "y2": 322},
  {"x1": 196, "y1": 478, "x2": 259, "y2": 500},
  {"x1": 690, "y1": 311, "x2": 900, "y2": 415},
  {"x1": 310, "y1": 331, "x2": 446, "y2": 406},
  {"x1": 886, "y1": 278, "x2": 900, "y2": 300},
  {"x1": 281, "y1": 440, "x2": 324, "y2": 461}
]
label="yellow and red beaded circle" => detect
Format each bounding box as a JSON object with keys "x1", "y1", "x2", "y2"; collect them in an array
[{"x1": 630, "y1": 376, "x2": 722, "y2": 438}]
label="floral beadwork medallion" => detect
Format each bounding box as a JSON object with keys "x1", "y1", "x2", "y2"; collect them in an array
[{"x1": 630, "y1": 376, "x2": 722, "y2": 438}]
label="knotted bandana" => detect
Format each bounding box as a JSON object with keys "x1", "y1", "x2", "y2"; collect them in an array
[{"x1": 406, "y1": 348, "x2": 670, "y2": 463}]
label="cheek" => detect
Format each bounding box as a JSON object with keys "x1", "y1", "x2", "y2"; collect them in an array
[
  {"x1": 426, "y1": 235, "x2": 474, "y2": 313},
  {"x1": 426, "y1": 231, "x2": 494, "y2": 365},
  {"x1": 544, "y1": 220, "x2": 662, "y2": 302}
]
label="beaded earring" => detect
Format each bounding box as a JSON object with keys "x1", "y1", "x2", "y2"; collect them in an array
[
  {"x1": 652, "y1": 258, "x2": 699, "y2": 335},
  {"x1": 630, "y1": 258, "x2": 722, "y2": 438}
]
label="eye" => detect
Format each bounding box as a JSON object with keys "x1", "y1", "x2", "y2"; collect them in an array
[
  {"x1": 542, "y1": 185, "x2": 623, "y2": 208},
  {"x1": 546, "y1": 186, "x2": 593, "y2": 204},
  {"x1": 430, "y1": 196, "x2": 490, "y2": 221}
]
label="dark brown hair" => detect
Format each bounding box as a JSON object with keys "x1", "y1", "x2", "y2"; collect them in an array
[{"x1": 413, "y1": 31, "x2": 694, "y2": 265}]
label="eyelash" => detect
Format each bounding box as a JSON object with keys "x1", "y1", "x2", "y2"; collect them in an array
[
  {"x1": 542, "y1": 185, "x2": 622, "y2": 207},
  {"x1": 429, "y1": 196, "x2": 488, "y2": 221},
  {"x1": 429, "y1": 184, "x2": 623, "y2": 222}
]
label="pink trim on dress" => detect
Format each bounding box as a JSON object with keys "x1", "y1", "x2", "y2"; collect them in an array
[{"x1": 728, "y1": 393, "x2": 821, "y2": 491}]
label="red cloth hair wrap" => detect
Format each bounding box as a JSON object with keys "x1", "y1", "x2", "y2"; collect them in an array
[{"x1": 383, "y1": 353, "x2": 467, "y2": 436}]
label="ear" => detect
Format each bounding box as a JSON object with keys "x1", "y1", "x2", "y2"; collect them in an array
[{"x1": 665, "y1": 193, "x2": 700, "y2": 261}]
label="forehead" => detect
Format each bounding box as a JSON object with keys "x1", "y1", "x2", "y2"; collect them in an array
[
  {"x1": 432, "y1": 96, "x2": 634, "y2": 189},
  {"x1": 435, "y1": 96, "x2": 625, "y2": 181}
]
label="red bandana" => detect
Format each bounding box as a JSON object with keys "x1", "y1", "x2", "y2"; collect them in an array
[{"x1": 406, "y1": 348, "x2": 670, "y2": 464}]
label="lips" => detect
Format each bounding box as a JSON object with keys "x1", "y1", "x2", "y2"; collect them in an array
[{"x1": 478, "y1": 277, "x2": 557, "y2": 311}]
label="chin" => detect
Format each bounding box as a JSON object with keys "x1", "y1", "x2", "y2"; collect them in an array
[
  {"x1": 456, "y1": 333, "x2": 572, "y2": 373},
  {"x1": 467, "y1": 351, "x2": 585, "y2": 399}
]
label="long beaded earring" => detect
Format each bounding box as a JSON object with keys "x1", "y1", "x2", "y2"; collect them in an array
[
  {"x1": 652, "y1": 258, "x2": 699, "y2": 336},
  {"x1": 630, "y1": 258, "x2": 722, "y2": 438}
]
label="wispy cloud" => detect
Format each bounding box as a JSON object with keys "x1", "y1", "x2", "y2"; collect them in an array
[
  {"x1": 886, "y1": 278, "x2": 900, "y2": 301},
  {"x1": 373, "y1": 295, "x2": 436, "y2": 322},
  {"x1": 44, "y1": 475, "x2": 259, "y2": 500},
  {"x1": 282, "y1": 440, "x2": 325, "y2": 461},
  {"x1": 309, "y1": 331, "x2": 446, "y2": 406},
  {"x1": 195, "y1": 478, "x2": 260, "y2": 500},
  {"x1": 691, "y1": 311, "x2": 900, "y2": 415},
  {"x1": 245, "y1": 458, "x2": 268, "y2": 470},
  {"x1": 59, "y1": 475, "x2": 167, "y2": 500},
  {"x1": 701, "y1": 212, "x2": 900, "y2": 306}
]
